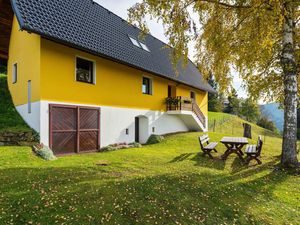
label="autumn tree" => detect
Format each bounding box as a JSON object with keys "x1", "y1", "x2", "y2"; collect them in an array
[
  {"x1": 239, "y1": 98, "x2": 261, "y2": 122},
  {"x1": 223, "y1": 88, "x2": 240, "y2": 115},
  {"x1": 207, "y1": 74, "x2": 224, "y2": 112},
  {"x1": 129, "y1": 0, "x2": 300, "y2": 168}
]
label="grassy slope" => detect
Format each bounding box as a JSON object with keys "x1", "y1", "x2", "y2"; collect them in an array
[
  {"x1": 208, "y1": 111, "x2": 280, "y2": 138},
  {"x1": 0, "y1": 113, "x2": 299, "y2": 224},
  {"x1": 0, "y1": 74, "x2": 31, "y2": 132}
]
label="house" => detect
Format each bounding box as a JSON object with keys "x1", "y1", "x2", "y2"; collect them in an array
[{"x1": 0, "y1": 0, "x2": 215, "y2": 154}]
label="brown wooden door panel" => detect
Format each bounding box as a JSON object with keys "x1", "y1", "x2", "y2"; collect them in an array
[
  {"x1": 51, "y1": 107, "x2": 77, "y2": 131},
  {"x1": 79, "y1": 108, "x2": 99, "y2": 129},
  {"x1": 49, "y1": 105, "x2": 100, "y2": 155},
  {"x1": 79, "y1": 131, "x2": 99, "y2": 152},
  {"x1": 52, "y1": 132, "x2": 77, "y2": 154}
]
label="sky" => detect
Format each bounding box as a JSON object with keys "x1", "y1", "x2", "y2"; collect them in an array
[{"x1": 95, "y1": 0, "x2": 247, "y2": 99}]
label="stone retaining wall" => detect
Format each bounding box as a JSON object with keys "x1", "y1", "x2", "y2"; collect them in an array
[{"x1": 0, "y1": 131, "x2": 38, "y2": 146}]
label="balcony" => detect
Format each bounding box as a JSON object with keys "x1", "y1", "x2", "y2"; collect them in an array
[{"x1": 166, "y1": 96, "x2": 207, "y2": 131}]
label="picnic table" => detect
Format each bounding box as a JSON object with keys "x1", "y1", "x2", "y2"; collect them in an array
[{"x1": 220, "y1": 137, "x2": 248, "y2": 162}]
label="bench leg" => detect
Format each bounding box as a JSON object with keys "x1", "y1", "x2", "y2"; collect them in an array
[
  {"x1": 202, "y1": 150, "x2": 214, "y2": 159},
  {"x1": 245, "y1": 156, "x2": 251, "y2": 165},
  {"x1": 255, "y1": 157, "x2": 262, "y2": 165},
  {"x1": 213, "y1": 148, "x2": 217, "y2": 153},
  {"x1": 245, "y1": 155, "x2": 262, "y2": 165}
]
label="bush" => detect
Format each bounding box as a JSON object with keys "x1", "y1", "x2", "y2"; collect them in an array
[
  {"x1": 101, "y1": 142, "x2": 142, "y2": 152},
  {"x1": 257, "y1": 116, "x2": 278, "y2": 133},
  {"x1": 0, "y1": 66, "x2": 7, "y2": 74},
  {"x1": 146, "y1": 135, "x2": 164, "y2": 145},
  {"x1": 129, "y1": 142, "x2": 143, "y2": 148},
  {"x1": 33, "y1": 144, "x2": 57, "y2": 161}
]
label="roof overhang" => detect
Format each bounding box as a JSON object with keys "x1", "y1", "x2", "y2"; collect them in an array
[{"x1": 0, "y1": 0, "x2": 14, "y2": 60}]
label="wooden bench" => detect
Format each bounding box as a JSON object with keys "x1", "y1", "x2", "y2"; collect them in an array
[
  {"x1": 245, "y1": 136, "x2": 263, "y2": 165},
  {"x1": 198, "y1": 134, "x2": 218, "y2": 159}
]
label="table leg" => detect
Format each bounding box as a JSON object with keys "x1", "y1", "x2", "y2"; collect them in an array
[
  {"x1": 221, "y1": 143, "x2": 233, "y2": 160},
  {"x1": 235, "y1": 144, "x2": 246, "y2": 163}
]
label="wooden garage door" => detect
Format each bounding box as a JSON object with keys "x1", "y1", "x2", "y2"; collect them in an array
[{"x1": 49, "y1": 105, "x2": 100, "y2": 155}]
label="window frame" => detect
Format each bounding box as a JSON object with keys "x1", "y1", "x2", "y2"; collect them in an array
[
  {"x1": 142, "y1": 76, "x2": 152, "y2": 95},
  {"x1": 129, "y1": 36, "x2": 142, "y2": 48},
  {"x1": 139, "y1": 42, "x2": 150, "y2": 52},
  {"x1": 190, "y1": 91, "x2": 196, "y2": 101},
  {"x1": 27, "y1": 80, "x2": 31, "y2": 114},
  {"x1": 75, "y1": 56, "x2": 96, "y2": 85},
  {"x1": 12, "y1": 63, "x2": 17, "y2": 84}
]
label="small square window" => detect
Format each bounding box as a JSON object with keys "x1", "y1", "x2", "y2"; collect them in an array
[
  {"x1": 12, "y1": 63, "x2": 17, "y2": 84},
  {"x1": 142, "y1": 77, "x2": 152, "y2": 95},
  {"x1": 140, "y1": 42, "x2": 150, "y2": 52},
  {"x1": 76, "y1": 57, "x2": 94, "y2": 84},
  {"x1": 129, "y1": 36, "x2": 141, "y2": 48}
]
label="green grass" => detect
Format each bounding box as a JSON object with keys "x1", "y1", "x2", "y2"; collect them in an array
[
  {"x1": 0, "y1": 74, "x2": 31, "y2": 132},
  {"x1": 0, "y1": 119, "x2": 299, "y2": 224},
  {"x1": 208, "y1": 111, "x2": 280, "y2": 138}
]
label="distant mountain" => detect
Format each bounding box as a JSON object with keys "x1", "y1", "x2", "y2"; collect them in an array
[{"x1": 260, "y1": 103, "x2": 284, "y2": 132}]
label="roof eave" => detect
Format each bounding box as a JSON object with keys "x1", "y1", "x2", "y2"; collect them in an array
[{"x1": 11, "y1": 0, "x2": 216, "y2": 94}]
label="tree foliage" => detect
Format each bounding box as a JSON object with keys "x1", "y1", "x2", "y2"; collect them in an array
[
  {"x1": 129, "y1": 0, "x2": 300, "y2": 167},
  {"x1": 129, "y1": 0, "x2": 299, "y2": 101},
  {"x1": 239, "y1": 98, "x2": 261, "y2": 122},
  {"x1": 223, "y1": 88, "x2": 240, "y2": 115},
  {"x1": 257, "y1": 116, "x2": 279, "y2": 133},
  {"x1": 207, "y1": 74, "x2": 224, "y2": 112}
]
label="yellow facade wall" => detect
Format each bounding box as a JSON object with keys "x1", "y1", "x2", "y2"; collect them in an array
[
  {"x1": 7, "y1": 16, "x2": 41, "y2": 106},
  {"x1": 40, "y1": 39, "x2": 208, "y2": 115}
]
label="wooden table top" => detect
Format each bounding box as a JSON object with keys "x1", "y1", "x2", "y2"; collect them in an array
[{"x1": 221, "y1": 137, "x2": 248, "y2": 144}]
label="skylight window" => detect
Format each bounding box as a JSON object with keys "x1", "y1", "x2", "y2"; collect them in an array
[
  {"x1": 128, "y1": 36, "x2": 151, "y2": 52},
  {"x1": 129, "y1": 37, "x2": 141, "y2": 48},
  {"x1": 140, "y1": 42, "x2": 150, "y2": 52}
]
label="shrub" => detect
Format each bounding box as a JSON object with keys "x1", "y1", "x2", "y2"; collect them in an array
[
  {"x1": 32, "y1": 130, "x2": 40, "y2": 142},
  {"x1": 146, "y1": 135, "x2": 164, "y2": 145},
  {"x1": 101, "y1": 142, "x2": 142, "y2": 152},
  {"x1": 0, "y1": 66, "x2": 7, "y2": 74},
  {"x1": 257, "y1": 116, "x2": 278, "y2": 133},
  {"x1": 101, "y1": 145, "x2": 118, "y2": 152},
  {"x1": 129, "y1": 142, "x2": 143, "y2": 148},
  {"x1": 33, "y1": 144, "x2": 57, "y2": 161}
]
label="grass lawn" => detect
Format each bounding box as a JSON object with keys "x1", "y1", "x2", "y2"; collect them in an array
[
  {"x1": 0, "y1": 74, "x2": 31, "y2": 132},
  {"x1": 0, "y1": 130, "x2": 299, "y2": 224}
]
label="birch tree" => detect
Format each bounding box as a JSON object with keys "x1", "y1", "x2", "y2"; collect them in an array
[{"x1": 129, "y1": 0, "x2": 300, "y2": 168}]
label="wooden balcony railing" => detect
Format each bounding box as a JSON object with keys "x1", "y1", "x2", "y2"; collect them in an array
[{"x1": 166, "y1": 96, "x2": 206, "y2": 127}]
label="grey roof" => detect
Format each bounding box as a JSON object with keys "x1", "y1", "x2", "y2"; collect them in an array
[{"x1": 11, "y1": 0, "x2": 215, "y2": 93}]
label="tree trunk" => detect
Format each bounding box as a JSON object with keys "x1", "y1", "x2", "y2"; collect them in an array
[{"x1": 281, "y1": 2, "x2": 299, "y2": 167}]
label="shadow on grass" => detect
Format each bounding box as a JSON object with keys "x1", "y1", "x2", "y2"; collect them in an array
[
  {"x1": 169, "y1": 152, "x2": 226, "y2": 170},
  {"x1": 0, "y1": 163, "x2": 295, "y2": 225}
]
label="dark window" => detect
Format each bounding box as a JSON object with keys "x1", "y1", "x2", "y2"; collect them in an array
[
  {"x1": 76, "y1": 57, "x2": 94, "y2": 84},
  {"x1": 168, "y1": 85, "x2": 172, "y2": 97},
  {"x1": 142, "y1": 77, "x2": 152, "y2": 95},
  {"x1": 12, "y1": 63, "x2": 17, "y2": 84},
  {"x1": 190, "y1": 91, "x2": 196, "y2": 101},
  {"x1": 28, "y1": 80, "x2": 31, "y2": 113}
]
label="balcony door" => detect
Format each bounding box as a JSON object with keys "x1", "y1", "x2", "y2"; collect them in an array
[
  {"x1": 190, "y1": 91, "x2": 196, "y2": 102},
  {"x1": 168, "y1": 85, "x2": 176, "y2": 98}
]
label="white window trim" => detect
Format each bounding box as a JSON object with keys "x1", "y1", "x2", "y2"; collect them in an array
[
  {"x1": 12, "y1": 62, "x2": 18, "y2": 84},
  {"x1": 75, "y1": 56, "x2": 96, "y2": 85},
  {"x1": 142, "y1": 76, "x2": 153, "y2": 95},
  {"x1": 140, "y1": 42, "x2": 150, "y2": 52},
  {"x1": 129, "y1": 36, "x2": 142, "y2": 48}
]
